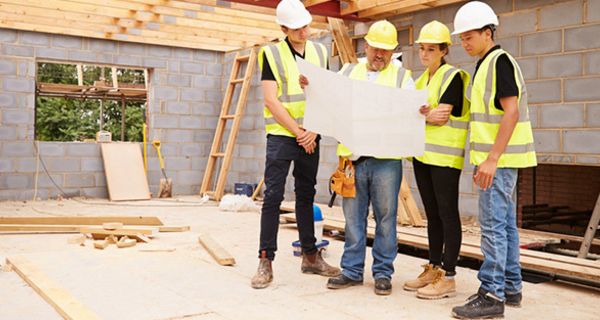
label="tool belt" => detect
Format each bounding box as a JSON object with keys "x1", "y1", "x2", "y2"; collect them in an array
[{"x1": 329, "y1": 157, "x2": 356, "y2": 200}]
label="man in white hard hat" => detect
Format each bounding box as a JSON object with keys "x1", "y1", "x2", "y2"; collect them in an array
[
  {"x1": 251, "y1": 0, "x2": 340, "y2": 289},
  {"x1": 450, "y1": 2, "x2": 536, "y2": 319}
]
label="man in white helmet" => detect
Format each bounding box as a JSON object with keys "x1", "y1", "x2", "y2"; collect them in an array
[
  {"x1": 450, "y1": 2, "x2": 537, "y2": 319},
  {"x1": 251, "y1": 0, "x2": 340, "y2": 289}
]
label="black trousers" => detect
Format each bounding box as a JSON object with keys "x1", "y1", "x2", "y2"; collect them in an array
[
  {"x1": 259, "y1": 134, "x2": 319, "y2": 260},
  {"x1": 413, "y1": 159, "x2": 462, "y2": 276}
]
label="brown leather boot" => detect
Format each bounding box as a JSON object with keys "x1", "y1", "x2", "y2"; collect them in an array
[
  {"x1": 251, "y1": 251, "x2": 273, "y2": 289},
  {"x1": 301, "y1": 249, "x2": 340, "y2": 277},
  {"x1": 416, "y1": 269, "x2": 456, "y2": 299},
  {"x1": 403, "y1": 263, "x2": 439, "y2": 291}
]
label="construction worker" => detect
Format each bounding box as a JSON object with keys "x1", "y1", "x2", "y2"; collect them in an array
[
  {"x1": 323, "y1": 20, "x2": 415, "y2": 295},
  {"x1": 403, "y1": 20, "x2": 470, "y2": 300},
  {"x1": 450, "y1": 2, "x2": 537, "y2": 319},
  {"x1": 251, "y1": 0, "x2": 340, "y2": 289}
]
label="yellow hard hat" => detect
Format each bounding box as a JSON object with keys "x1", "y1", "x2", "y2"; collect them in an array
[
  {"x1": 416, "y1": 20, "x2": 452, "y2": 45},
  {"x1": 364, "y1": 20, "x2": 398, "y2": 50}
]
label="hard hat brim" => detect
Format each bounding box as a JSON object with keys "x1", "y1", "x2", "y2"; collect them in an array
[
  {"x1": 276, "y1": 15, "x2": 313, "y2": 30},
  {"x1": 365, "y1": 38, "x2": 397, "y2": 50},
  {"x1": 415, "y1": 38, "x2": 453, "y2": 45}
]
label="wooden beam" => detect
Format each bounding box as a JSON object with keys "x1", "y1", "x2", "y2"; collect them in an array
[
  {"x1": 359, "y1": 0, "x2": 465, "y2": 18},
  {"x1": 79, "y1": 226, "x2": 157, "y2": 237},
  {"x1": 399, "y1": 177, "x2": 425, "y2": 227},
  {"x1": 578, "y1": 194, "x2": 600, "y2": 258},
  {"x1": 6, "y1": 256, "x2": 102, "y2": 320},
  {"x1": 0, "y1": 216, "x2": 164, "y2": 226},
  {"x1": 304, "y1": 0, "x2": 334, "y2": 7},
  {"x1": 341, "y1": 0, "x2": 400, "y2": 15},
  {"x1": 198, "y1": 233, "x2": 236, "y2": 266}
]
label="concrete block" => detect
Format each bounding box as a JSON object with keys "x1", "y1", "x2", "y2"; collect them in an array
[
  {"x1": 153, "y1": 86, "x2": 178, "y2": 100},
  {"x1": 459, "y1": 194, "x2": 479, "y2": 216},
  {"x1": 0, "y1": 60, "x2": 17, "y2": 75},
  {"x1": 180, "y1": 116, "x2": 202, "y2": 129},
  {"x1": 81, "y1": 158, "x2": 104, "y2": 171},
  {"x1": 532, "y1": 130, "x2": 560, "y2": 153},
  {"x1": 65, "y1": 173, "x2": 95, "y2": 188},
  {"x1": 180, "y1": 61, "x2": 205, "y2": 74},
  {"x1": 44, "y1": 158, "x2": 80, "y2": 172},
  {"x1": 96, "y1": 54, "x2": 114, "y2": 64},
  {"x1": 540, "y1": 54, "x2": 582, "y2": 78},
  {"x1": 89, "y1": 39, "x2": 116, "y2": 52},
  {"x1": 37, "y1": 174, "x2": 63, "y2": 188},
  {"x1": 585, "y1": 51, "x2": 600, "y2": 75},
  {"x1": 148, "y1": 45, "x2": 172, "y2": 58},
  {"x1": 0, "y1": 158, "x2": 12, "y2": 172},
  {"x1": 587, "y1": 103, "x2": 600, "y2": 127},
  {"x1": 36, "y1": 47, "x2": 68, "y2": 60},
  {"x1": 115, "y1": 56, "x2": 143, "y2": 67},
  {"x1": 540, "y1": 0, "x2": 583, "y2": 29},
  {"x1": 192, "y1": 75, "x2": 220, "y2": 89},
  {"x1": 19, "y1": 31, "x2": 49, "y2": 45},
  {"x1": 194, "y1": 131, "x2": 214, "y2": 143},
  {"x1": 166, "y1": 101, "x2": 190, "y2": 114},
  {"x1": 176, "y1": 170, "x2": 202, "y2": 185},
  {"x1": 0, "y1": 126, "x2": 17, "y2": 140},
  {"x1": 166, "y1": 129, "x2": 194, "y2": 142},
  {"x1": 119, "y1": 43, "x2": 145, "y2": 55},
  {"x1": 2, "y1": 109, "x2": 31, "y2": 124},
  {"x1": 516, "y1": 57, "x2": 537, "y2": 80},
  {"x1": 165, "y1": 157, "x2": 191, "y2": 171},
  {"x1": 3, "y1": 78, "x2": 34, "y2": 93},
  {"x1": 152, "y1": 115, "x2": 179, "y2": 129},
  {"x1": 191, "y1": 103, "x2": 215, "y2": 115},
  {"x1": 95, "y1": 173, "x2": 107, "y2": 187},
  {"x1": 521, "y1": 31, "x2": 562, "y2": 56},
  {"x1": 180, "y1": 144, "x2": 202, "y2": 156},
  {"x1": 66, "y1": 143, "x2": 100, "y2": 157},
  {"x1": 498, "y1": 11, "x2": 537, "y2": 37},
  {"x1": 181, "y1": 88, "x2": 204, "y2": 101},
  {"x1": 539, "y1": 104, "x2": 584, "y2": 128},
  {"x1": 565, "y1": 24, "x2": 600, "y2": 51},
  {"x1": 205, "y1": 63, "x2": 222, "y2": 76},
  {"x1": 1, "y1": 142, "x2": 34, "y2": 157},
  {"x1": 528, "y1": 105, "x2": 539, "y2": 128},
  {"x1": 82, "y1": 187, "x2": 108, "y2": 199},
  {"x1": 191, "y1": 158, "x2": 208, "y2": 170},
  {"x1": 565, "y1": 77, "x2": 600, "y2": 101},
  {"x1": 206, "y1": 90, "x2": 223, "y2": 103},
  {"x1": 2, "y1": 44, "x2": 34, "y2": 57},
  {"x1": 0, "y1": 93, "x2": 16, "y2": 107},
  {"x1": 68, "y1": 50, "x2": 97, "y2": 63},
  {"x1": 173, "y1": 48, "x2": 193, "y2": 60},
  {"x1": 193, "y1": 50, "x2": 217, "y2": 62},
  {"x1": 0, "y1": 28, "x2": 17, "y2": 42},
  {"x1": 52, "y1": 35, "x2": 82, "y2": 49},
  {"x1": 563, "y1": 130, "x2": 600, "y2": 153},
  {"x1": 515, "y1": 0, "x2": 566, "y2": 10},
  {"x1": 576, "y1": 155, "x2": 600, "y2": 164},
  {"x1": 143, "y1": 58, "x2": 167, "y2": 69},
  {"x1": 589, "y1": 0, "x2": 600, "y2": 22},
  {"x1": 526, "y1": 80, "x2": 561, "y2": 103},
  {"x1": 39, "y1": 142, "x2": 65, "y2": 156},
  {"x1": 167, "y1": 74, "x2": 191, "y2": 87},
  {"x1": 496, "y1": 37, "x2": 519, "y2": 57},
  {"x1": 0, "y1": 174, "x2": 32, "y2": 189},
  {"x1": 167, "y1": 60, "x2": 180, "y2": 73}
]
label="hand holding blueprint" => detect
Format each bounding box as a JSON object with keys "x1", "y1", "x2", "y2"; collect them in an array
[{"x1": 297, "y1": 58, "x2": 427, "y2": 158}]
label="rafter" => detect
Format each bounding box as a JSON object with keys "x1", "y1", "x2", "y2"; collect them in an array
[{"x1": 358, "y1": 0, "x2": 465, "y2": 18}]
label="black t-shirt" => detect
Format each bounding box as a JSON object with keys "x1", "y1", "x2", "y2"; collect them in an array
[
  {"x1": 473, "y1": 45, "x2": 519, "y2": 111},
  {"x1": 439, "y1": 73, "x2": 464, "y2": 117},
  {"x1": 261, "y1": 37, "x2": 306, "y2": 81}
]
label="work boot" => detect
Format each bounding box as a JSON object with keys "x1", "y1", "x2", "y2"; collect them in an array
[
  {"x1": 301, "y1": 249, "x2": 341, "y2": 277},
  {"x1": 374, "y1": 278, "x2": 392, "y2": 296},
  {"x1": 327, "y1": 274, "x2": 363, "y2": 289},
  {"x1": 451, "y1": 288, "x2": 504, "y2": 319},
  {"x1": 505, "y1": 292, "x2": 522, "y2": 308},
  {"x1": 416, "y1": 269, "x2": 456, "y2": 299},
  {"x1": 250, "y1": 251, "x2": 273, "y2": 289},
  {"x1": 403, "y1": 263, "x2": 439, "y2": 291}
]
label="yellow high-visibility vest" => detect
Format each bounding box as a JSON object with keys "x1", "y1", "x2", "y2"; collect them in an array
[
  {"x1": 470, "y1": 49, "x2": 537, "y2": 168},
  {"x1": 258, "y1": 40, "x2": 328, "y2": 137},
  {"x1": 414, "y1": 64, "x2": 470, "y2": 170},
  {"x1": 336, "y1": 62, "x2": 413, "y2": 159}
]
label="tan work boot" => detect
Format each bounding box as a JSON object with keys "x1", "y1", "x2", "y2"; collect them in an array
[
  {"x1": 251, "y1": 252, "x2": 273, "y2": 289},
  {"x1": 403, "y1": 263, "x2": 439, "y2": 291},
  {"x1": 301, "y1": 249, "x2": 341, "y2": 277},
  {"x1": 416, "y1": 269, "x2": 456, "y2": 299}
]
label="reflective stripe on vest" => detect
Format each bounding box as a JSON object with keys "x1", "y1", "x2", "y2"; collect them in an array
[
  {"x1": 336, "y1": 62, "x2": 412, "y2": 159},
  {"x1": 259, "y1": 40, "x2": 327, "y2": 137},
  {"x1": 414, "y1": 64, "x2": 470, "y2": 169},
  {"x1": 469, "y1": 49, "x2": 537, "y2": 168}
]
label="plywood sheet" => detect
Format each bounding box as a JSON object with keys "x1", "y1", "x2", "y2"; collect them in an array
[{"x1": 101, "y1": 143, "x2": 151, "y2": 201}]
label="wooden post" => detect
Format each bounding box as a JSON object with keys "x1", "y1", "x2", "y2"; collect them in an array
[
  {"x1": 121, "y1": 96, "x2": 126, "y2": 141},
  {"x1": 577, "y1": 194, "x2": 600, "y2": 259}
]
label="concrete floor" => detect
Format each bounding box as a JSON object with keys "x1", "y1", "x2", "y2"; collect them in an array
[{"x1": 0, "y1": 197, "x2": 598, "y2": 320}]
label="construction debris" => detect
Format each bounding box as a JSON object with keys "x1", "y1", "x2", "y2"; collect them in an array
[{"x1": 198, "y1": 232, "x2": 236, "y2": 266}]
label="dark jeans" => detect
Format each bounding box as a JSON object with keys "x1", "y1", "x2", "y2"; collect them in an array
[
  {"x1": 413, "y1": 159, "x2": 462, "y2": 276},
  {"x1": 259, "y1": 134, "x2": 320, "y2": 260}
]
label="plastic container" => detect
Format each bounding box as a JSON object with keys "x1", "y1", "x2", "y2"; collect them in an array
[
  {"x1": 292, "y1": 239, "x2": 329, "y2": 257},
  {"x1": 233, "y1": 183, "x2": 257, "y2": 197},
  {"x1": 313, "y1": 204, "x2": 324, "y2": 244}
]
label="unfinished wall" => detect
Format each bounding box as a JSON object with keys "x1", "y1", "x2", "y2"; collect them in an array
[{"x1": 0, "y1": 28, "x2": 223, "y2": 200}]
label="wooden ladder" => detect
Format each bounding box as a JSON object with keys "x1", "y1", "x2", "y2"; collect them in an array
[{"x1": 200, "y1": 48, "x2": 257, "y2": 201}]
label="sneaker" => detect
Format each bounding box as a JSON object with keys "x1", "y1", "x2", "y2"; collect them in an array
[
  {"x1": 301, "y1": 249, "x2": 341, "y2": 277},
  {"x1": 416, "y1": 269, "x2": 456, "y2": 299},
  {"x1": 250, "y1": 251, "x2": 273, "y2": 289},
  {"x1": 403, "y1": 263, "x2": 439, "y2": 291},
  {"x1": 327, "y1": 274, "x2": 363, "y2": 289},
  {"x1": 374, "y1": 278, "x2": 392, "y2": 296},
  {"x1": 505, "y1": 292, "x2": 522, "y2": 308},
  {"x1": 451, "y1": 288, "x2": 504, "y2": 319}
]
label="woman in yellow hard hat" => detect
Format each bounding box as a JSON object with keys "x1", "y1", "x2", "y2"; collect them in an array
[{"x1": 403, "y1": 20, "x2": 470, "y2": 300}]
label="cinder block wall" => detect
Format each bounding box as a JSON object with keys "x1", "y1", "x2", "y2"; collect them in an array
[
  {"x1": 0, "y1": 28, "x2": 223, "y2": 200},
  {"x1": 384, "y1": 0, "x2": 600, "y2": 215}
]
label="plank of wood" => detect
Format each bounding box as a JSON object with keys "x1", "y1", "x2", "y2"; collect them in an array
[
  {"x1": 578, "y1": 194, "x2": 600, "y2": 258},
  {"x1": 158, "y1": 225, "x2": 190, "y2": 232},
  {"x1": 101, "y1": 143, "x2": 151, "y2": 201},
  {"x1": 399, "y1": 177, "x2": 425, "y2": 227},
  {"x1": 397, "y1": 194, "x2": 412, "y2": 225},
  {"x1": 6, "y1": 256, "x2": 102, "y2": 320},
  {"x1": 0, "y1": 216, "x2": 164, "y2": 226},
  {"x1": 198, "y1": 233, "x2": 236, "y2": 266},
  {"x1": 116, "y1": 237, "x2": 137, "y2": 248},
  {"x1": 80, "y1": 227, "x2": 156, "y2": 237},
  {"x1": 0, "y1": 225, "x2": 81, "y2": 232}
]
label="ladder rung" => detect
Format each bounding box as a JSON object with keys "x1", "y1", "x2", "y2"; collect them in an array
[
  {"x1": 236, "y1": 55, "x2": 250, "y2": 62},
  {"x1": 230, "y1": 78, "x2": 245, "y2": 84},
  {"x1": 221, "y1": 114, "x2": 236, "y2": 119},
  {"x1": 212, "y1": 153, "x2": 225, "y2": 157}
]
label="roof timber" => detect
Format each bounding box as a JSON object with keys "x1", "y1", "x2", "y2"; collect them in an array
[{"x1": 358, "y1": 0, "x2": 466, "y2": 18}]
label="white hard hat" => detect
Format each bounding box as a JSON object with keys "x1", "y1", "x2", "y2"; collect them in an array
[
  {"x1": 276, "y1": 0, "x2": 312, "y2": 29},
  {"x1": 452, "y1": 1, "x2": 499, "y2": 35}
]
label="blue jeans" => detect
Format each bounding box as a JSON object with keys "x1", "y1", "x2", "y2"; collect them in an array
[
  {"x1": 477, "y1": 167, "x2": 522, "y2": 300},
  {"x1": 341, "y1": 158, "x2": 402, "y2": 281}
]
